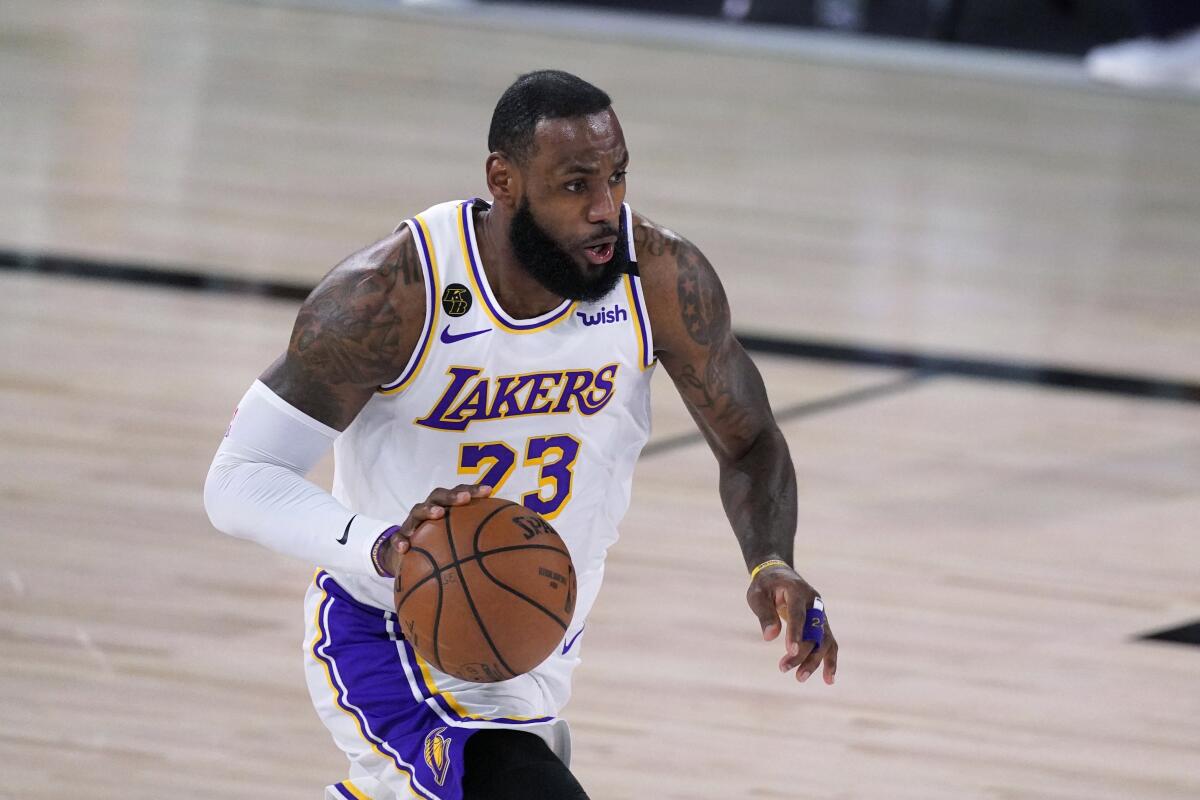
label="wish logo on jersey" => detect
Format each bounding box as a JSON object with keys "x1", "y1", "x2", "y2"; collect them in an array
[
  {"x1": 576, "y1": 305, "x2": 628, "y2": 327},
  {"x1": 416, "y1": 364, "x2": 619, "y2": 432}
]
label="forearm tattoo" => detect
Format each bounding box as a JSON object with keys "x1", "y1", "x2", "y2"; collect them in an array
[{"x1": 667, "y1": 237, "x2": 797, "y2": 566}]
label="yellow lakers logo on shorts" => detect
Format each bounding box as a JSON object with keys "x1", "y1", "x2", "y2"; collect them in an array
[{"x1": 423, "y1": 726, "x2": 453, "y2": 786}]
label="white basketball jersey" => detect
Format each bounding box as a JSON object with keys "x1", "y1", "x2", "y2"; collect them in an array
[{"x1": 326, "y1": 197, "x2": 655, "y2": 725}]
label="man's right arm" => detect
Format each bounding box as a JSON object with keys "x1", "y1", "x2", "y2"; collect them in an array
[
  {"x1": 203, "y1": 228, "x2": 437, "y2": 576},
  {"x1": 261, "y1": 227, "x2": 426, "y2": 428}
]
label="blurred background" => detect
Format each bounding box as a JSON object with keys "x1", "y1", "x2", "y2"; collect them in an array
[
  {"x1": 486, "y1": 0, "x2": 1139, "y2": 54},
  {"x1": 1, "y1": 1, "x2": 1198, "y2": 798}
]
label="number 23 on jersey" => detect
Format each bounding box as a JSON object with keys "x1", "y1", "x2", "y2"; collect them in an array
[{"x1": 457, "y1": 435, "x2": 581, "y2": 519}]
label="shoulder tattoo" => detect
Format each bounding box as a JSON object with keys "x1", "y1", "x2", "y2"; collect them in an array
[
  {"x1": 289, "y1": 238, "x2": 420, "y2": 387},
  {"x1": 675, "y1": 241, "x2": 725, "y2": 347},
  {"x1": 633, "y1": 224, "x2": 680, "y2": 258}
]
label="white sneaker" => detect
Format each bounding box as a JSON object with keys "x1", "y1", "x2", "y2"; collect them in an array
[{"x1": 1085, "y1": 27, "x2": 1200, "y2": 91}]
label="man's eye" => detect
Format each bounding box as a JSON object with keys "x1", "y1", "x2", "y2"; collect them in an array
[
  {"x1": 610, "y1": 171, "x2": 627, "y2": 184},
  {"x1": 565, "y1": 180, "x2": 586, "y2": 193}
]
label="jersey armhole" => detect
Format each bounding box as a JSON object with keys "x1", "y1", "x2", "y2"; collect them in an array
[
  {"x1": 378, "y1": 216, "x2": 440, "y2": 395},
  {"x1": 622, "y1": 204, "x2": 656, "y2": 371}
]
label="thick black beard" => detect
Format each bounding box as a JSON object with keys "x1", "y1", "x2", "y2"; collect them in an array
[{"x1": 508, "y1": 197, "x2": 628, "y2": 304}]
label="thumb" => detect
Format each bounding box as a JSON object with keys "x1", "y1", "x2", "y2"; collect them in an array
[{"x1": 746, "y1": 584, "x2": 782, "y2": 641}]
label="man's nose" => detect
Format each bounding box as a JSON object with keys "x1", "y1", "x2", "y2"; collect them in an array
[{"x1": 587, "y1": 184, "x2": 618, "y2": 225}]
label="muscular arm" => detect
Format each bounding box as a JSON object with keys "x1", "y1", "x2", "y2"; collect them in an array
[
  {"x1": 636, "y1": 223, "x2": 796, "y2": 569},
  {"x1": 636, "y1": 219, "x2": 836, "y2": 684},
  {"x1": 260, "y1": 227, "x2": 426, "y2": 429},
  {"x1": 203, "y1": 228, "x2": 431, "y2": 576}
]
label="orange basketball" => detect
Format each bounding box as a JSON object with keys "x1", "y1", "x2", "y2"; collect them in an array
[{"x1": 394, "y1": 497, "x2": 576, "y2": 683}]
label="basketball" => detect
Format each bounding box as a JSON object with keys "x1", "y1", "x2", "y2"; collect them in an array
[{"x1": 394, "y1": 497, "x2": 577, "y2": 683}]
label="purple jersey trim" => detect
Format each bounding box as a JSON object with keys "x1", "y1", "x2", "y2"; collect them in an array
[
  {"x1": 395, "y1": 636, "x2": 557, "y2": 727},
  {"x1": 460, "y1": 200, "x2": 574, "y2": 331},
  {"x1": 380, "y1": 217, "x2": 438, "y2": 391},
  {"x1": 620, "y1": 203, "x2": 654, "y2": 369},
  {"x1": 627, "y1": 274, "x2": 653, "y2": 369},
  {"x1": 622, "y1": 202, "x2": 636, "y2": 258}
]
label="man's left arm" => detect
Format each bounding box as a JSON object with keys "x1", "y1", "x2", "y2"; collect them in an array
[{"x1": 638, "y1": 223, "x2": 837, "y2": 684}]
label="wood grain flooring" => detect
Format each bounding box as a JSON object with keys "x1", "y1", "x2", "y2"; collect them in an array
[{"x1": 1, "y1": 1, "x2": 1198, "y2": 797}]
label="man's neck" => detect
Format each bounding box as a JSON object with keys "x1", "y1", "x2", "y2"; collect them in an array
[{"x1": 474, "y1": 203, "x2": 567, "y2": 320}]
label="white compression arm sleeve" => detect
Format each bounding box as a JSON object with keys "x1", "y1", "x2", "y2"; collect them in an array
[{"x1": 203, "y1": 380, "x2": 395, "y2": 575}]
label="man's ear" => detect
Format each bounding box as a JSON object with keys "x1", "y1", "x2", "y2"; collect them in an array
[{"x1": 485, "y1": 152, "x2": 521, "y2": 210}]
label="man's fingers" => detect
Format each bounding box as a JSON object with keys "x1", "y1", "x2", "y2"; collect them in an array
[
  {"x1": 408, "y1": 502, "x2": 445, "y2": 524},
  {"x1": 795, "y1": 633, "x2": 833, "y2": 683},
  {"x1": 425, "y1": 488, "x2": 464, "y2": 507},
  {"x1": 403, "y1": 485, "x2": 495, "y2": 550},
  {"x1": 823, "y1": 640, "x2": 838, "y2": 685},
  {"x1": 394, "y1": 520, "x2": 439, "y2": 553},
  {"x1": 448, "y1": 482, "x2": 489, "y2": 502},
  {"x1": 751, "y1": 572, "x2": 836, "y2": 685},
  {"x1": 746, "y1": 585, "x2": 782, "y2": 641},
  {"x1": 422, "y1": 483, "x2": 490, "y2": 508},
  {"x1": 779, "y1": 640, "x2": 814, "y2": 673},
  {"x1": 410, "y1": 484, "x2": 489, "y2": 527},
  {"x1": 781, "y1": 587, "x2": 810, "y2": 653}
]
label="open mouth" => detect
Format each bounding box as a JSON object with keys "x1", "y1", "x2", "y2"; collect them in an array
[{"x1": 583, "y1": 241, "x2": 615, "y2": 265}]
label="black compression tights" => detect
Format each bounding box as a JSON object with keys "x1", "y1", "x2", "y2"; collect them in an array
[{"x1": 461, "y1": 730, "x2": 590, "y2": 800}]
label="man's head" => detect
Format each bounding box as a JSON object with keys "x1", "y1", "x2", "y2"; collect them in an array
[{"x1": 486, "y1": 70, "x2": 631, "y2": 303}]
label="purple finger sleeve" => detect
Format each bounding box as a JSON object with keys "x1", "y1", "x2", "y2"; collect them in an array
[{"x1": 802, "y1": 597, "x2": 825, "y2": 648}]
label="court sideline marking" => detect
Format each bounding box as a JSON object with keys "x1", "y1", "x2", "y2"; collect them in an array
[
  {"x1": 641, "y1": 371, "x2": 930, "y2": 458},
  {"x1": 2, "y1": 249, "x2": 1198, "y2": 407}
]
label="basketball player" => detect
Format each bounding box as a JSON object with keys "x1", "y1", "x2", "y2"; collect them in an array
[{"x1": 204, "y1": 70, "x2": 837, "y2": 800}]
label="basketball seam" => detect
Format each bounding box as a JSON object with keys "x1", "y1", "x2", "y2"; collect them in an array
[
  {"x1": 474, "y1": 551, "x2": 570, "y2": 631},
  {"x1": 472, "y1": 513, "x2": 571, "y2": 631},
  {"x1": 430, "y1": 547, "x2": 446, "y2": 672},
  {"x1": 471, "y1": 502, "x2": 572, "y2": 630},
  {"x1": 473, "y1": 501, "x2": 517, "y2": 533},
  {"x1": 396, "y1": 546, "x2": 441, "y2": 611},
  {"x1": 396, "y1": 544, "x2": 444, "y2": 671},
  {"x1": 396, "y1": 543, "x2": 569, "y2": 607},
  {"x1": 444, "y1": 505, "x2": 517, "y2": 679}
]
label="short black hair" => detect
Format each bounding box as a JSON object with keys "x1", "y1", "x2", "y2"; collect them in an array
[{"x1": 488, "y1": 70, "x2": 612, "y2": 162}]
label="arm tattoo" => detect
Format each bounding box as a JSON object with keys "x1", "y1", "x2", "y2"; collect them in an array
[
  {"x1": 675, "y1": 344, "x2": 757, "y2": 453},
  {"x1": 661, "y1": 236, "x2": 796, "y2": 567},
  {"x1": 292, "y1": 254, "x2": 410, "y2": 383},
  {"x1": 392, "y1": 242, "x2": 422, "y2": 286},
  {"x1": 670, "y1": 242, "x2": 759, "y2": 452},
  {"x1": 633, "y1": 224, "x2": 680, "y2": 258},
  {"x1": 267, "y1": 237, "x2": 421, "y2": 425},
  {"x1": 676, "y1": 244, "x2": 722, "y2": 347}
]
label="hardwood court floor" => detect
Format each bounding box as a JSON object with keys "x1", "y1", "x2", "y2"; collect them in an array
[{"x1": 1, "y1": 1, "x2": 1198, "y2": 798}]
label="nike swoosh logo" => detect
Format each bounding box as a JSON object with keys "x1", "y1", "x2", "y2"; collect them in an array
[
  {"x1": 561, "y1": 626, "x2": 585, "y2": 655},
  {"x1": 336, "y1": 514, "x2": 356, "y2": 546},
  {"x1": 440, "y1": 324, "x2": 490, "y2": 344}
]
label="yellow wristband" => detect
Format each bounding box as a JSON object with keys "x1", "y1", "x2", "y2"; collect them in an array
[{"x1": 750, "y1": 559, "x2": 789, "y2": 582}]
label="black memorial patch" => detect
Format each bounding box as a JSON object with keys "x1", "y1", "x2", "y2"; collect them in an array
[{"x1": 441, "y1": 283, "x2": 472, "y2": 317}]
